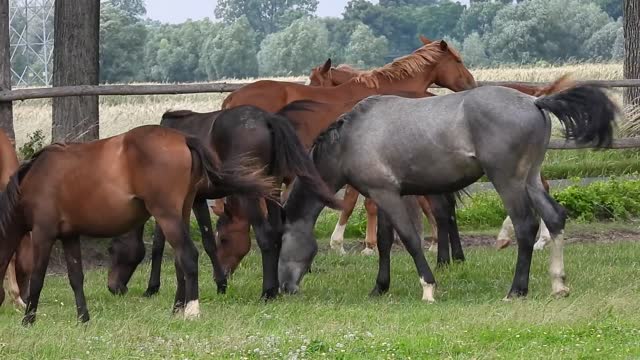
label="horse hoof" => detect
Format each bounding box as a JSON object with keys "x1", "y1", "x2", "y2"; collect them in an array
[
  {"x1": 261, "y1": 288, "x2": 279, "y2": 301},
  {"x1": 505, "y1": 288, "x2": 528, "y2": 300},
  {"x1": 108, "y1": 285, "x2": 128, "y2": 296},
  {"x1": 216, "y1": 280, "x2": 228, "y2": 295},
  {"x1": 330, "y1": 245, "x2": 346, "y2": 255},
  {"x1": 143, "y1": 286, "x2": 160, "y2": 297},
  {"x1": 184, "y1": 300, "x2": 201, "y2": 320},
  {"x1": 22, "y1": 313, "x2": 36, "y2": 326},
  {"x1": 369, "y1": 284, "x2": 389, "y2": 297},
  {"x1": 495, "y1": 239, "x2": 512, "y2": 250},
  {"x1": 552, "y1": 285, "x2": 570, "y2": 298},
  {"x1": 361, "y1": 247, "x2": 376, "y2": 256},
  {"x1": 428, "y1": 243, "x2": 438, "y2": 253},
  {"x1": 78, "y1": 313, "x2": 90, "y2": 323}
]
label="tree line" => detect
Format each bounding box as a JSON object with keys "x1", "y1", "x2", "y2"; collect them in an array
[{"x1": 10, "y1": 0, "x2": 627, "y2": 85}]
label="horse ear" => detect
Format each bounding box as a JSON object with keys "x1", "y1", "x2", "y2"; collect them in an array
[
  {"x1": 439, "y1": 40, "x2": 449, "y2": 51},
  {"x1": 419, "y1": 35, "x2": 432, "y2": 45},
  {"x1": 321, "y1": 58, "x2": 332, "y2": 73}
]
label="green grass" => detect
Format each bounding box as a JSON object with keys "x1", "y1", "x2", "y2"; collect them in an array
[
  {"x1": 542, "y1": 149, "x2": 640, "y2": 179},
  {"x1": 1, "y1": 232, "x2": 639, "y2": 359}
]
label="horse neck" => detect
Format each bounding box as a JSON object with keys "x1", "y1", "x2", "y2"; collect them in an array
[
  {"x1": 284, "y1": 179, "x2": 328, "y2": 225},
  {"x1": 301, "y1": 80, "x2": 379, "y2": 104}
]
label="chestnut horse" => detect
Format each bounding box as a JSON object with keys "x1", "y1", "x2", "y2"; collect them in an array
[
  {"x1": 0, "y1": 130, "x2": 30, "y2": 309},
  {"x1": 0, "y1": 125, "x2": 274, "y2": 325},
  {"x1": 221, "y1": 40, "x2": 476, "y2": 113},
  {"x1": 119, "y1": 106, "x2": 342, "y2": 300}
]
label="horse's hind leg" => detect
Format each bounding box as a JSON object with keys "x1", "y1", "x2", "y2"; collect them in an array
[
  {"x1": 23, "y1": 226, "x2": 56, "y2": 326},
  {"x1": 330, "y1": 185, "x2": 359, "y2": 254},
  {"x1": 370, "y1": 207, "x2": 393, "y2": 296},
  {"x1": 193, "y1": 197, "x2": 227, "y2": 294},
  {"x1": 430, "y1": 195, "x2": 452, "y2": 266},
  {"x1": 154, "y1": 212, "x2": 199, "y2": 319},
  {"x1": 362, "y1": 197, "x2": 378, "y2": 255},
  {"x1": 445, "y1": 194, "x2": 465, "y2": 262},
  {"x1": 144, "y1": 222, "x2": 165, "y2": 297},
  {"x1": 108, "y1": 225, "x2": 145, "y2": 295},
  {"x1": 62, "y1": 236, "x2": 89, "y2": 323},
  {"x1": 526, "y1": 176, "x2": 569, "y2": 297},
  {"x1": 248, "y1": 196, "x2": 281, "y2": 299},
  {"x1": 369, "y1": 189, "x2": 436, "y2": 302},
  {"x1": 418, "y1": 196, "x2": 438, "y2": 252},
  {"x1": 487, "y1": 174, "x2": 539, "y2": 299}
]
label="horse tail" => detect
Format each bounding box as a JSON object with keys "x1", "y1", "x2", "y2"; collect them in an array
[
  {"x1": 185, "y1": 137, "x2": 277, "y2": 201},
  {"x1": 534, "y1": 74, "x2": 576, "y2": 96},
  {"x1": 534, "y1": 85, "x2": 618, "y2": 148},
  {"x1": 266, "y1": 114, "x2": 343, "y2": 210}
]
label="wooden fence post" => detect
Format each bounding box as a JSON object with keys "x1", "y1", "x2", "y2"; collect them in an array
[{"x1": 0, "y1": 0, "x2": 15, "y2": 146}]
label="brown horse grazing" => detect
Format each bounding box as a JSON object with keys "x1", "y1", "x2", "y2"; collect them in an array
[
  {"x1": 0, "y1": 125, "x2": 274, "y2": 325},
  {"x1": 0, "y1": 130, "x2": 30, "y2": 309},
  {"x1": 116, "y1": 106, "x2": 341, "y2": 300},
  {"x1": 221, "y1": 40, "x2": 476, "y2": 113}
]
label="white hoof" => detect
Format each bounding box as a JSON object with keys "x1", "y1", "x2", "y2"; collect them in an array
[
  {"x1": 184, "y1": 300, "x2": 201, "y2": 319},
  {"x1": 428, "y1": 243, "x2": 438, "y2": 253},
  {"x1": 13, "y1": 297, "x2": 26, "y2": 309},
  {"x1": 361, "y1": 247, "x2": 376, "y2": 256},
  {"x1": 420, "y1": 279, "x2": 435, "y2": 303},
  {"x1": 552, "y1": 282, "x2": 570, "y2": 298}
]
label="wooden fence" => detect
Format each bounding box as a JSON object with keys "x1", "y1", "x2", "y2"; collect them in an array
[{"x1": 0, "y1": 78, "x2": 640, "y2": 150}]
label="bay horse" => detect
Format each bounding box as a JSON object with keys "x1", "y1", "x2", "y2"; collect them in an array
[
  {"x1": 309, "y1": 59, "x2": 576, "y2": 257},
  {"x1": 221, "y1": 40, "x2": 476, "y2": 113},
  {"x1": 0, "y1": 129, "x2": 30, "y2": 309},
  {"x1": 116, "y1": 106, "x2": 342, "y2": 300},
  {"x1": 0, "y1": 125, "x2": 275, "y2": 325},
  {"x1": 278, "y1": 84, "x2": 617, "y2": 301}
]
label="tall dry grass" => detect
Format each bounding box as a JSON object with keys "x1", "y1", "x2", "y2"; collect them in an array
[{"x1": 11, "y1": 63, "x2": 628, "y2": 148}]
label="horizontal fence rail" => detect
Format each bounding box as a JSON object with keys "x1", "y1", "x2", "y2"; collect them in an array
[{"x1": 1, "y1": 79, "x2": 639, "y2": 102}]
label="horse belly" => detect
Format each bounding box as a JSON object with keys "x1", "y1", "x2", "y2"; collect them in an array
[
  {"x1": 401, "y1": 155, "x2": 483, "y2": 195},
  {"x1": 61, "y1": 193, "x2": 148, "y2": 238}
]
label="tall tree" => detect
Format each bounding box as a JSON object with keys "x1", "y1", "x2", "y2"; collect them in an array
[
  {"x1": 215, "y1": 0, "x2": 318, "y2": 38},
  {"x1": 107, "y1": 0, "x2": 146, "y2": 17},
  {"x1": 52, "y1": 0, "x2": 100, "y2": 142},
  {"x1": 100, "y1": 3, "x2": 148, "y2": 83},
  {"x1": 258, "y1": 18, "x2": 329, "y2": 76},
  {"x1": 201, "y1": 17, "x2": 258, "y2": 79},
  {"x1": 624, "y1": 0, "x2": 640, "y2": 106},
  {"x1": 344, "y1": 22, "x2": 389, "y2": 68}
]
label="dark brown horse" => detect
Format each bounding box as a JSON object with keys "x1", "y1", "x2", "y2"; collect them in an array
[
  {"x1": 109, "y1": 106, "x2": 341, "y2": 300},
  {"x1": 0, "y1": 125, "x2": 274, "y2": 325}
]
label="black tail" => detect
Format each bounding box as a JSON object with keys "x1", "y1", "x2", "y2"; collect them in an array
[
  {"x1": 266, "y1": 114, "x2": 343, "y2": 210},
  {"x1": 185, "y1": 137, "x2": 277, "y2": 200},
  {"x1": 534, "y1": 85, "x2": 619, "y2": 147}
]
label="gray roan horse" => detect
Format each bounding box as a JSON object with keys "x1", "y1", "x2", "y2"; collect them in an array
[{"x1": 278, "y1": 85, "x2": 618, "y2": 301}]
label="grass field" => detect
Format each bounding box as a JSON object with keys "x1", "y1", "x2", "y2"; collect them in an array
[{"x1": 0, "y1": 223, "x2": 639, "y2": 359}]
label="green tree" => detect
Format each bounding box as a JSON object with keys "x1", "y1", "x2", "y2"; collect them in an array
[
  {"x1": 612, "y1": 27, "x2": 624, "y2": 60},
  {"x1": 344, "y1": 23, "x2": 389, "y2": 68},
  {"x1": 322, "y1": 17, "x2": 358, "y2": 64},
  {"x1": 455, "y1": 1, "x2": 505, "y2": 38},
  {"x1": 258, "y1": 18, "x2": 329, "y2": 76},
  {"x1": 100, "y1": 3, "x2": 148, "y2": 83},
  {"x1": 201, "y1": 16, "x2": 259, "y2": 79},
  {"x1": 485, "y1": 0, "x2": 611, "y2": 64},
  {"x1": 593, "y1": 0, "x2": 623, "y2": 19},
  {"x1": 214, "y1": 0, "x2": 318, "y2": 37},
  {"x1": 461, "y1": 32, "x2": 489, "y2": 67},
  {"x1": 584, "y1": 19, "x2": 622, "y2": 60}
]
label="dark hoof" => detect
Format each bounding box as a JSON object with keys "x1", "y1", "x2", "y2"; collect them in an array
[
  {"x1": 22, "y1": 313, "x2": 36, "y2": 326},
  {"x1": 505, "y1": 288, "x2": 528, "y2": 300},
  {"x1": 143, "y1": 286, "x2": 160, "y2": 297},
  {"x1": 436, "y1": 259, "x2": 451, "y2": 268},
  {"x1": 216, "y1": 280, "x2": 228, "y2": 295},
  {"x1": 172, "y1": 302, "x2": 185, "y2": 314},
  {"x1": 108, "y1": 285, "x2": 128, "y2": 296},
  {"x1": 369, "y1": 284, "x2": 389, "y2": 297},
  {"x1": 261, "y1": 288, "x2": 279, "y2": 301},
  {"x1": 78, "y1": 312, "x2": 90, "y2": 323}
]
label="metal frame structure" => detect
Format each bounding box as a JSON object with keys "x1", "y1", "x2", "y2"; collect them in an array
[{"x1": 8, "y1": 0, "x2": 53, "y2": 86}]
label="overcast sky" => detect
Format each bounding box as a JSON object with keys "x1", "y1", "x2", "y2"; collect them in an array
[{"x1": 145, "y1": 0, "x2": 470, "y2": 24}]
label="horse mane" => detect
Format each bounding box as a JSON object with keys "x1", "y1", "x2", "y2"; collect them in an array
[
  {"x1": 310, "y1": 96, "x2": 381, "y2": 158},
  {"x1": 354, "y1": 41, "x2": 461, "y2": 89}
]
